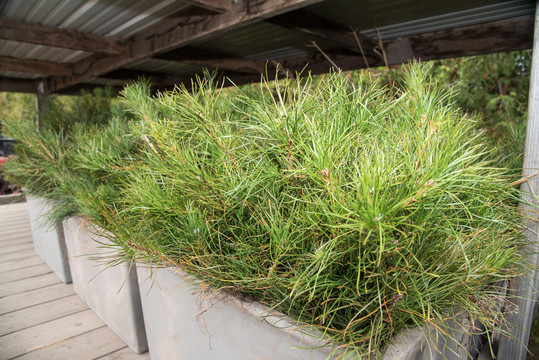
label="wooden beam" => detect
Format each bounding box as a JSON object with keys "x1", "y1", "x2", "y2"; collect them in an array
[
  {"x1": 182, "y1": 0, "x2": 231, "y2": 13},
  {"x1": 100, "y1": 69, "x2": 189, "y2": 88},
  {"x1": 0, "y1": 56, "x2": 72, "y2": 76},
  {"x1": 497, "y1": 6, "x2": 539, "y2": 360},
  {"x1": 107, "y1": 11, "x2": 534, "y2": 93},
  {"x1": 185, "y1": 58, "x2": 267, "y2": 74},
  {"x1": 405, "y1": 15, "x2": 534, "y2": 61},
  {"x1": 156, "y1": 48, "x2": 268, "y2": 74},
  {"x1": 0, "y1": 17, "x2": 124, "y2": 55},
  {"x1": 46, "y1": 0, "x2": 324, "y2": 92},
  {"x1": 274, "y1": 15, "x2": 534, "y2": 75},
  {"x1": 0, "y1": 77, "x2": 36, "y2": 93},
  {"x1": 268, "y1": 10, "x2": 377, "y2": 59},
  {"x1": 55, "y1": 84, "x2": 124, "y2": 96}
]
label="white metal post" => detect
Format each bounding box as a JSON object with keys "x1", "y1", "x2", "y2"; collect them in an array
[
  {"x1": 35, "y1": 80, "x2": 47, "y2": 130},
  {"x1": 498, "y1": 3, "x2": 539, "y2": 359}
]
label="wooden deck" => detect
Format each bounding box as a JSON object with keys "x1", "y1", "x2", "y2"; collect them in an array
[{"x1": 0, "y1": 201, "x2": 150, "y2": 360}]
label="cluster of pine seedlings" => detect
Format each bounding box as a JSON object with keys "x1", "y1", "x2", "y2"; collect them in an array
[
  {"x1": 94, "y1": 63, "x2": 528, "y2": 357},
  {"x1": 2, "y1": 88, "x2": 138, "y2": 226}
]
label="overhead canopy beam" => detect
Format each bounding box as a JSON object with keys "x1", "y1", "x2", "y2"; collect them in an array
[
  {"x1": 185, "y1": 58, "x2": 266, "y2": 74},
  {"x1": 182, "y1": 0, "x2": 231, "y2": 13},
  {"x1": 275, "y1": 15, "x2": 534, "y2": 74},
  {"x1": 0, "y1": 77, "x2": 36, "y2": 93},
  {"x1": 0, "y1": 56, "x2": 73, "y2": 76},
  {"x1": 0, "y1": 17, "x2": 124, "y2": 55},
  {"x1": 46, "y1": 0, "x2": 324, "y2": 92},
  {"x1": 405, "y1": 15, "x2": 534, "y2": 60},
  {"x1": 100, "y1": 69, "x2": 190, "y2": 88},
  {"x1": 55, "y1": 83, "x2": 124, "y2": 96},
  {"x1": 156, "y1": 47, "x2": 270, "y2": 74},
  {"x1": 268, "y1": 9, "x2": 377, "y2": 60}
]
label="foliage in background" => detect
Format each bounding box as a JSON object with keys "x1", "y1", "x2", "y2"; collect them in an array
[
  {"x1": 2, "y1": 88, "x2": 137, "y2": 225},
  {"x1": 433, "y1": 50, "x2": 530, "y2": 172},
  {"x1": 101, "y1": 63, "x2": 529, "y2": 357},
  {"x1": 358, "y1": 50, "x2": 531, "y2": 172},
  {"x1": 0, "y1": 92, "x2": 35, "y2": 128}
]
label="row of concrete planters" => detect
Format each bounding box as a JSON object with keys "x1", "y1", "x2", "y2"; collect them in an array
[
  {"x1": 62, "y1": 216, "x2": 148, "y2": 353},
  {"x1": 136, "y1": 266, "x2": 477, "y2": 360},
  {"x1": 26, "y1": 195, "x2": 477, "y2": 359},
  {"x1": 26, "y1": 196, "x2": 71, "y2": 283}
]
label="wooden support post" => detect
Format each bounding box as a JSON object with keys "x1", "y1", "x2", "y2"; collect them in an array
[{"x1": 497, "y1": 4, "x2": 539, "y2": 360}]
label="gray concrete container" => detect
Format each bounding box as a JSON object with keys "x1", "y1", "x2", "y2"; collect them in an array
[
  {"x1": 137, "y1": 265, "x2": 336, "y2": 360},
  {"x1": 63, "y1": 216, "x2": 148, "y2": 353},
  {"x1": 138, "y1": 266, "x2": 478, "y2": 360},
  {"x1": 26, "y1": 196, "x2": 71, "y2": 283}
]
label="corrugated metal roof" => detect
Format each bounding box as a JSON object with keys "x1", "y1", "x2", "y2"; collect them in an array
[
  {"x1": 0, "y1": 0, "x2": 535, "y2": 93},
  {"x1": 0, "y1": 0, "x2": 189, "y2": 65},
  {"x1": 0, "y1": 40, "x2": 90, "y2": 64},
  {"x1": 307, "y1": 0, "x2": 517, "y2": 29},
  {"x1": 0, "y1": 0, "x2": 188, "y2": 38},
  {"x1": 359, "y1": 0, "x2": 535, "y2": 39},
  {"x1": 190, "y1": 21, "x2": 318, "y2": 58}
]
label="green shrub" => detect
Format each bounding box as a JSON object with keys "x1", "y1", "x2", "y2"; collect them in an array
[
  {"x1": 2, "y1": 60, "x2": 531, "y2": 357},
  {"x1": 101, "y1": 63, "x2": 529, "y2": 357},
  {"x1": 2, "y1": 88, "x2": 136, "y2": 225}
]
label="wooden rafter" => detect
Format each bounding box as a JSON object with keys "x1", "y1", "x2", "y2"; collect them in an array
[
  {"x1": 182, "y1": 0, "x2": 231, "y2": 13},
  {"x1": 46, "y1": 0, "x2": 324, "y2": 92},
  {"x1": 0, "y1": 77, "x2": 36, "y2": 93},
  {"x1": 268, "y1": 10, "x2": 376, "y2": 58},
  {"x1": 0, "y1": 56, "x2": 72, "y2": 76},
  {"x1": 185, "y1": 58, "x2": 265, "y2": 74},
  {"x1": 156, "y1": 48, "x2": 269, "y2": 74},
  {"x1": 0, "y1": 17, "x2": 123, "y2": 55},
  {"x1": 100, "y1": 69, "x2": 189, "y2": 88},
  {"x1": 404, "y1": 15, "x2": 533, "y2": 60},
  {"x1": 275, "y1": 15, "x2": 534, "y2": 75},
  {"x1": 55, "y1": 84, "x2": 124, "y2": 96}
]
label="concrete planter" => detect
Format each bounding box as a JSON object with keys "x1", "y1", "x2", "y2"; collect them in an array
[
  {"x1": 26, "y1": 196, "x2": 71, "y2": 283},
  {"x1": 137, "y1": 266, "x2": 480, "y2": 360},
  {"x1": 62, "y1": 216, "x2": 148, "y2": 353},
  {"x1": 384, "y1": 315, "x2": 481, "y2": 360},
  {"x1": 137, "y1": 265, "x2": 334, "y2": 360}
]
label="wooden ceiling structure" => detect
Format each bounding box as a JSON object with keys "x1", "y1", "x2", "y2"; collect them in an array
[{"x1": 0, "y1": 0, "x2": 536, "y2": 95}]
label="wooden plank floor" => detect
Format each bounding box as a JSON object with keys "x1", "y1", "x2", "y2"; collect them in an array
[{"x1": 0, "y1": 201, "x2": 151, "y2": 360}]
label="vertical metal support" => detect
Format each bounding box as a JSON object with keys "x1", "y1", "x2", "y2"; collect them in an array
[
  {"x1": 35, "y1": 80, "x2": 47, "y2": 131},
  {"x1": 498, "y1": 3, "x2": 539, "y2": 359}
]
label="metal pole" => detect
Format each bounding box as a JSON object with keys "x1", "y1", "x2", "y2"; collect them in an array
[
  {"x1": 35, "y1": 80, "x2": 46, "y2": 130},
  {"x1": 498, "y1": 2, "x2": 539, "y2": 359}
]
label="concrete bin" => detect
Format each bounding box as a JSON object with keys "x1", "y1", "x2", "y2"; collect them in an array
[
  {"x1": 384, "y1": 317, "x2": 480, "y2": 360},
  {"x1": 137, "y1": 266, "x2": 335, "y2": 360},
  {"x1": 137, "y1": 266, "x2": 479, "y2": 360},
  {"x1": 26, "y1": 196, "x2": 71, "y2": 283},
  {"x1": 62, "y1": 216, "x2": 148, "y2": 353}
]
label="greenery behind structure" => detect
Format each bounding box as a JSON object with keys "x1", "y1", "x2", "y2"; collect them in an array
[
  {"x1": 434, "y1": 51, "x2": 530, "y2": 172},
  {"x1": 2, "y1": 88, "x2": 137, "y2": 226}
]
